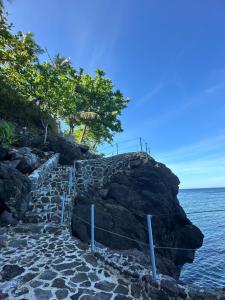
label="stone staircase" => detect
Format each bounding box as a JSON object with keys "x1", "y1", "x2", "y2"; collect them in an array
[
  {"x1": 25, "y1": 166, "x2": 74, "y2": 225},
  {"x1": 0, "y1": 158, "x2": 143, "y2": 299}
]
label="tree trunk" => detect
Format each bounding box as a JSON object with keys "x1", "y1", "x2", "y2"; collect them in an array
[
  {"x1": 44, "y1": 123, "x2": 49, "y2": 144},
  {"x1": 92, "y1": 142, "x2": 97, "y2": 151},
  {"x1": 79, "y1": 125, "x2": 87, "y2": 143},
  {"x1": 41, "y1": 119, "x2": 49, "y2": 144}
]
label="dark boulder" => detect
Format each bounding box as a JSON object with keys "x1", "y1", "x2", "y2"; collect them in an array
[
  {"x1": 8, "y1": 147, "x2": 40, "y2": 174},
  {"x1": 71, "y1": 155, "x2": 204, "y2": 279},
  {"x1": 0, "y1": 163, "x2": 31, "y2": 223},
  {"x1": 16, "y1": 134, "x2": 98, "y2": 164},
  {"x1": 0, "y1": 148, "x2": 9, "y2": 161}
]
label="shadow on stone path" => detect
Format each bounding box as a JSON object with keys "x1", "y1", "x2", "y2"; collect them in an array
[{"x1": 0, "y1": 224, "x2": 142, "y2": 300}]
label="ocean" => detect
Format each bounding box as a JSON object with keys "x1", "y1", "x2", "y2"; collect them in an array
[{"x1": 179, "y1": 188, "x2": 225, "y2": 289}]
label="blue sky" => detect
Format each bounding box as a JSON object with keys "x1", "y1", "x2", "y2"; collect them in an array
[{"x1": 5, "y1": 0, "x2": 225, "y2": 189}]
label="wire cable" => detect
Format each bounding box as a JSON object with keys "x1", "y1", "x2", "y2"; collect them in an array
[{"x1": 73, "y1": 214, "x2": 225, "y2": 252}]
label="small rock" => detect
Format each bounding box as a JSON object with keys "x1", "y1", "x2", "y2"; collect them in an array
[
  {"x1": 71, "y1": 273, "x2": 88, "y2": 283},
  {"x1": 80, "y1": 281, "x2": 91, "y2": 287},
  {"x1": 95, "y1": 281, "x2": 116, "y2": 292},
  {"x1": 20, "y1": 272, "x2": 37, "y2": 283},
  {"x1": 52, "y1": 278, "x2": 68, "y2": 289},
  {"x1": 53, "y1": 261, "x2": 79, "y2": 271},
  {"x1": 55, "y1": 289, "x2": 69, "y2": 299},
  {"x1": 84, "y1": 254, "x2": 98, "y2": 267},
  {"x1": 39, "y1": 270, "x2": 57, "y2": 281},
  {"x1": 2, "y1": 264, "x2": 25, "y2": 281},
  {"x1": 114, "y1": 285, "x2": 129, "y2": 295},
  {"x1": 34, "y1": 288, "x2": 52, "y2": 300},
  {"x1": 94, "y1": 293, "x2": 113, "y2": 300}
]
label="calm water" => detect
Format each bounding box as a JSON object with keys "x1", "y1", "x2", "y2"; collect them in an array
[{"x1": 179, "y1": 188, "x2": 225, "y2": 289}]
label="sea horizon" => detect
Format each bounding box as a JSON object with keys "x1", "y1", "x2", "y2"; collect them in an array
[{"x1": 180, "y1": 186, "x2": 225, "y2": 191}]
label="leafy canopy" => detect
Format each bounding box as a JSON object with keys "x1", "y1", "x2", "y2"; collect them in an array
[{"x1": 0, "y1": 11, "x2": 129, "y2": 148}]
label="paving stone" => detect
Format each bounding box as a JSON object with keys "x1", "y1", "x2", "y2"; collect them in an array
[
  {"x1": 15, "y1": 287, "x2": 29, "y2": 296},
  {"x1": 94, "y1": 292, "x2": 113, "y2": 300},
  {"x1": 84, "y1": 254, "x2": 98, "y2": 267},
  {"x1": 80, "y1": 280, "x2": 92, "y2": 287},
  {"x1": 62, "y1": 270, "x2": 75, "y2": 276},
  {"x1": 34, "y1": 288, "x2": 53, "y2": 300},
  {"x1": 88, "y1": 272, "x2": 99, "y2": 282},
  {"x1": 76, "y1": 265, "x2": 90, "y2": 272},
  {"x1": 114, "y1": 285, "x2": 129, "y2": 295},
  {"x1": 39, "y1": 269, "x2": 57, "y2": 281},
  {"x1": 30, "y1": 280, "x2": 43, "y2": 288},
  {"x1": 2, "y1": 264, "x2": 25, "y2": 281},
  {"x1": 71, "y1": 273, "x2": 89, "y2": 283},
  {"x1": 52, "y1": 278, "x2": 68, "y2": 289},
  {"x1": 95, "y1": 281, "x2": 116, "y2": 292},
  {"x1": 20, "y1": 272, "x2": 37, "y2": 283},
  {"x1": 71, "y1": 289, "x2": 94, "y2": 300},
  {"x1": 114, "y1": 295, "x2": 132, "y2": 300},
  {"x1": 53, "y1": 261, "x2": 79, "y2": 271},
  {"x1": 55, "y1": 288, "x2": 69, "y2": 299}
]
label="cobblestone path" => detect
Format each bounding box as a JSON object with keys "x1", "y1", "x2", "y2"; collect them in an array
[
  {"x1": 0, "y1": 224, "x2": 141, "y2": 300},
  {"x1": 0, "y1": 164, "x2": 143, "y2": 300}
]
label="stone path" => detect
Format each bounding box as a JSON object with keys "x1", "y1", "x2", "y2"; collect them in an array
[
  {"x1": 0, "y1": 162, "x2": 145, "y2": 300},
  {"x1": 0, "y1": 224, "x2": 142, "y2": 300}
]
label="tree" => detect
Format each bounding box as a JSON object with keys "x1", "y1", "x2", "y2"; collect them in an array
[
  {"x1": 0, "y1": 11, "x2": 129, "y2": 148},
  {"x1": 76, "y1": 69, "x2": 129, "y2": 144}
]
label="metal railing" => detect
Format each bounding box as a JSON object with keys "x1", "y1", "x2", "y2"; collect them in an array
[{"x1": 100, "y1": 137, "x2": 151, "y2": 157}]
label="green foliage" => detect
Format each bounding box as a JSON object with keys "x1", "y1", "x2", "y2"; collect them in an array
[
  {"x1": 0, "y1": 120, "x2": 15, "y2": 148},
  {"x1": 0, "y1": 81, "x2": 57, "y2": 133},
  {"x1": 0, "y1": 11, "x2": 129, "y2": 146}
]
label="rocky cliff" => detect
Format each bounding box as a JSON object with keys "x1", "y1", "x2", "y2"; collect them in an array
[
  {"x1": 1, "y1": 148, "x2": 224, "y2": 300},
  {"x1": 72, "y1": 152, "x2": 204, "y2": 279}
]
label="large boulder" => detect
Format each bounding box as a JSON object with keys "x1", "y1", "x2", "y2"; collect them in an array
[
  {"x1": 0, "y1": 163, "x2": 31, "y2": 224},
  {"x1": 71, "y1": 154, "x2": 204, "y2": 279},
  {"x1": 16, "y1": 134, "x2": 98, "y2": 164},
  {"x1": 7, "y1": 147, "x2": 40, "y2": 174}
]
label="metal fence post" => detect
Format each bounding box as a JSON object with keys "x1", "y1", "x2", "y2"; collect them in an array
[
  {"x1": 140, "y1": 137, "x2": 143, "y2": 152},
  {"x1": 73, "y1": 161, "x2": 76, "y2": 177},
  {"x1": 145, "y1": 142, "x2": 148, "y2": 153},
  {"x1": 91, "y1": 204, "x2": 95, "y2": 252},
  {"x1": 68, "y1": 168, "x2": 73, "y2": 194},
  {"x1": 61, "y1": 193, "x2": 65, "y2": 225},
  {"x1": 147, "y1": 214, "x2": 157, "y2": 281}
]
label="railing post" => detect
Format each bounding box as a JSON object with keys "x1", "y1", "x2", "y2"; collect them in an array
[
  {"x1": 61, "y1": 193, "x2": 65, "y2": 225},
  {"x1": 91, "y1": 204, "x2": 95, "y2": 252},
  {"x1": 140, "y1": 137, "x2": 143, "y2": 152},
  {"x1": 147, "y1": 214, "x2": 157, "y2": 281},
  {"x1": 145, "y1": 142, "x2": 148, "y2": 153},
  {"x1": 68, "y1": 168, "x2": 73, "y2": 194},
  {"x1": 73, "y1": 161, "x2": 76, "y2": 177}
]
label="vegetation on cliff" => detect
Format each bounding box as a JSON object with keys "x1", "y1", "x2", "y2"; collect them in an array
[{"x1": 0, "y1": 8, "x2": 129, "y2": 149}]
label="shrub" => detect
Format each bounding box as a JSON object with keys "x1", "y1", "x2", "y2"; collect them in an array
[{"x1": 0, "y1": 120, "x2": 15, "y2": 148}]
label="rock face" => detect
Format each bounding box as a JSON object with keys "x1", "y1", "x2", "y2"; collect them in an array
[
  {"x1": 0, "y1": 147, "x2": 41, "y2": 174},
  {"x1": 16, "y1": 135, "x2": 98, "y2": 165},
  {"x1": 8, "y1": 147, "x2": 40, "y2": 174},
  {"x1": 0, "y1": 163, "x2": 31, "y2": 223},
  {"x1": 72, "y1": 153, "x2": 204, "y2": 279}
]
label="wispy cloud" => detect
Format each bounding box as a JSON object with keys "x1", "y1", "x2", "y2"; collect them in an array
[
  {"x1": 155, "y1": 133, "x2": 225, "y2": 188},
  {"x1": 137, "y1": 81, "x2": 165, "y2": 105},
  {"x1": 157, "y1": 133, "x2": 225, "y2": 163},
  {"x1": 204, "y1": 82, "x2": 225, "y2": 94}
]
